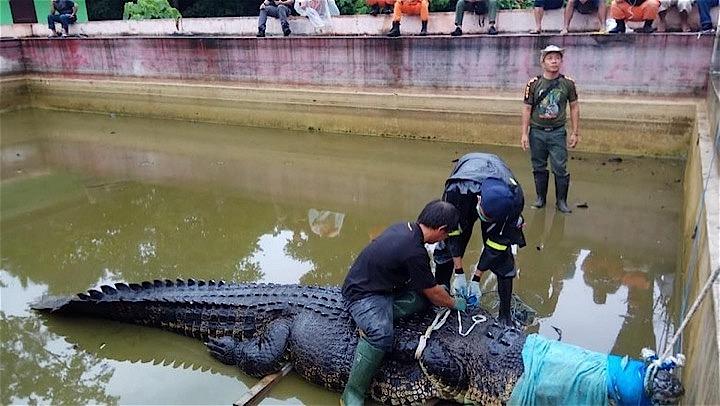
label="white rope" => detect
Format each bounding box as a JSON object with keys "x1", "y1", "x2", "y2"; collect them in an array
[
  {"x1": 458, "y1": 312, "x2": 487, "y2": 337},
  {"x1": 663, "y1": 266, "x2": 720, "y2": 361},
  {"x1": 642, "y1": 266, "x2": 720, "y2": 394},
  {"x1": 414, "y1": 308, "x2": 451, "y2": 360}
]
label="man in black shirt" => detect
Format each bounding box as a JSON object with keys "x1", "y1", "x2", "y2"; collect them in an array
[
  {"x1": 47, "y1": 0, "x2": 77, "y2": 37},
  {"x1": 340, "y1": 200, "x2": 466, "y2": 406}
]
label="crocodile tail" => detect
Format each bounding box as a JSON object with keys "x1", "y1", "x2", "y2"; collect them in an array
[{"x1": 30, "y1": 295, "x2": 74, "y2": 312}]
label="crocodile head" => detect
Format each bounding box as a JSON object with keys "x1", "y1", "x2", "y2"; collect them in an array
[
  {"x1": 416, "y1": 316, "x2": 526, "y2": 404},
  {"x1": 650, "y1": 369, "x2": 684, "y2": 405}
]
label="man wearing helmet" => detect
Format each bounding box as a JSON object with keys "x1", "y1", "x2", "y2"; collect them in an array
[{"x1": 433, "y1": 152, "x2": 526, "y2": 327}]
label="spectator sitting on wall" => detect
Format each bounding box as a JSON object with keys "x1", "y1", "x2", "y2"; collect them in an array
[
  {"x1": 48, "y1": 0, "x2": 77, "y2": 37},
  {"x1": 608, "y1": 0, "x2": 660, "y2": 33},
  {"x1": 451, "y1": 0, "x2": 499, "y2": 36},
  {"x1": 531, "y1": 0, "x2": 563, "y2": 33},
  {"x1": 657, "y1": 0, "x2": 692, "y2": 31},
  {"x1": 387, "y1": 0, "x2": 430, "y2": 37},
  {"x1": 257, "y1": 0, "x2": 294, "y2": 37},
  {"x1": 368, "y1": 0, "x2": 395, "y2": 15},
  {"x1": 561, "y1": 0, "x2": 608, "y2": 34},
  {"x1": 697, "y1": 0, "x2": 718, "y2": 31}
]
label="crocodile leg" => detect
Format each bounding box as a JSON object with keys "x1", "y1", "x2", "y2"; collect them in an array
[{"x1": 206, "y1": 318, "x2": 292, "y2": 377}]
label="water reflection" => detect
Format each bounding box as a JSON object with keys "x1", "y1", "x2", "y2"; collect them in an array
[{"x1": 0, "y1": 108, "x2": 684, "y2": 404}]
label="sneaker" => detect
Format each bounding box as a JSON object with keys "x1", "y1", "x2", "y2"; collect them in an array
[
  {"x1": 488, "y1": 25, "x2": 498, "y2": 35},
  {"x1": 451, "y1": 27, "x2": 462, "y2": 36},
  {"x1": 48, "y1": 30, "x2": 60, "y2": 38},
  {"x1": 369, "y1": 4, "x2": 380, "y2": 15},
  {"x1": 701, "y1": 23, "x2": 714, "y2": 31},
  {"x1": 381, "y1": 5, "x2": 393, "y2": 14},
  {"x1": 256, "y1": 29, "x2": 265, "y2": 37},
  {"x1": 282, "y1": 26, "x2": 291, "y2": 36},
  {"x1": 61, "y1": 32, "x2": 68, "y2": 37}
]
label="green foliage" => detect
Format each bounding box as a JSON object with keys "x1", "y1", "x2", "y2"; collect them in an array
[
  {"x1": 497, "y1": 0, "x2": 534, "y2": 9},
  {"x1": 429, "y1": 0, "x2": 452, "y2": 12},
  {"x1": 89, "y1": 0, "x2": 535, "y2": 20},
  {"x1": 123, "y1": 0, "x2": 182, "y2": 20}
]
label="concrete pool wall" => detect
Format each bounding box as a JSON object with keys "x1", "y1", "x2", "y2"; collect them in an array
[{"x1": 0, "y1": 31, "x2": 718, "y2": 404}]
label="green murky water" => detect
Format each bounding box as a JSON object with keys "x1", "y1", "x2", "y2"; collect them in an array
[{"x1": 1, "y1": 108, "x2": 684, "y2": 404}]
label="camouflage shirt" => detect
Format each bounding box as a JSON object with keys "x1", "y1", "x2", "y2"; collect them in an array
[{"x1": 523, "y1": 75, "x2": 578, "y2": 129}]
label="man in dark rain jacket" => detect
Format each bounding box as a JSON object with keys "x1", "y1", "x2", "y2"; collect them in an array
[{"x1": 433, "y1": 152, "x2": 526, "y2": 326}]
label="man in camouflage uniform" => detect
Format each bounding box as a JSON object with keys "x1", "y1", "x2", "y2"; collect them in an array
[{"x1": 520, "y1": 45, "x2": 579, "y2": 214}]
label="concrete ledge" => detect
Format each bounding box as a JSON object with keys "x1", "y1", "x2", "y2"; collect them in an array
[
  {"x1": 0, "y1": 76, "x2": 695, "y2": 157},
  {"x1": 1, "y1": 8, "x2": 716, "y2": 38}
]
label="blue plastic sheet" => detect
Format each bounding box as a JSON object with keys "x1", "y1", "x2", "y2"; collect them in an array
[{"x1": 508, "y1": 334, "x2": 609, "y2": 405}]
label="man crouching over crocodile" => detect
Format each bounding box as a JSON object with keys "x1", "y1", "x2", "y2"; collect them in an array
[
  {"x1": 32, "y1": 201, "x2": 686, "y2": 405},
  {"x1": 340, "y1": 199, "x2": 467, "y2": 405}
]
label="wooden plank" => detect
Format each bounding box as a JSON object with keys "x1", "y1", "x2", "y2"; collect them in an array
[{"x1": 233, "y1": 363, "x2": 293, "y2": 406}]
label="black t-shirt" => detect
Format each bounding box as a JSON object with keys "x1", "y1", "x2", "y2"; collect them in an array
[
  {"x1": 342, "y1": 222, "x2": 436, "y2": 302},
  {"x1": 53, "y1": 0, "x2": 75, "y2": 15}
]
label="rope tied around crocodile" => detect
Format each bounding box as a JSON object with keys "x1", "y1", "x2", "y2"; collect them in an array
[{"x1": 414, "y1": 309, "x2": 487, "y2": 360}]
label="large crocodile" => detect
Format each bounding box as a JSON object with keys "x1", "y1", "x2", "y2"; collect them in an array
[{"x1": 32, "y1": 279, "x2": 684, "y2": 405}]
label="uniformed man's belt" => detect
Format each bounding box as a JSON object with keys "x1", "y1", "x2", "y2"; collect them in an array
[{"x1": 532, "y1": 125, "x2": 565, "y2": 132}]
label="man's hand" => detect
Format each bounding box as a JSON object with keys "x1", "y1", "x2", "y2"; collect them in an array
[
  {"x1": 568, "y1": 132, "x2": 579, "y2": 148},
  {"x1": 521, "y1": 133, "x2": 529, "y2": 151},
  {"x1": 452, "y1": 272, "x2": 467, "y2": 297},
  {"x1": 453, "y1": 296, "x2": 467, "y2": 312},
  {"x1": 467, "y1": 280, "x2": 481, "y2": 308}
]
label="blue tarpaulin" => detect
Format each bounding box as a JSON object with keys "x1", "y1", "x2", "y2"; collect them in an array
[{"x1": 508, "y1": 334, "x2": 609, "y2": 405}]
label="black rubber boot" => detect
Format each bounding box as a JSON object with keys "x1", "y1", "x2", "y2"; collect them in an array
[
  {"x1": 451, "y1": 26, "x2": 462, "y2": 36},
  {"x1": 609, "y1": 19, "x2": 626, "y2": 33},
  {"x1": 257, "y1": 28, "x2": 265, "y2": 37},
  {"x1": 633, "y1": 20, "x2": 656, "y2": 33},
  {"x1": 497, "y1": 277, "x2": 514, "y2": 327},
  {"x1": 369, "y1": 4, "x2": 380, "y2": 15},
  {"x1": 531, "y1": 170, "x2": 549, "y2": 209},
  {"x1": 419, "y1": 20, "x2": 428, "y2": 36},
  {"x1": 387, "y1": 21, "x2": 401, "y2": 37},
  {"x1": 434, "y1": 261, "x2": 454, "y2": 291},
  {"x1": 555, "y1": 174, "x2": 572, "y2": 213}
]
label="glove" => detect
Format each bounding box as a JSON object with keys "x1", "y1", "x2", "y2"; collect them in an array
[
  {"x1": 467, "y1": 281, "x2": 481, "y2": 309},
  {"x1": 453, "y1": 296, "x2": 467, "y2": 312},
  {"x1": 452, "y1": 271, "x2": 467, "y2": 297}
]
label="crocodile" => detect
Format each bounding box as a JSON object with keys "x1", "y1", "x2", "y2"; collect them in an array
[{"x1": 32, "y1": 279, "x2": 684, "y2": 405}]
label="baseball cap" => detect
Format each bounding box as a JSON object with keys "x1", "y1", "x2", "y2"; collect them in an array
[
  {"x1": 540, "y1": 45, "x2": 565, "y2": 61},
  {"x1": 479, "y1": 178, "x2": 514, "y2": 221}
]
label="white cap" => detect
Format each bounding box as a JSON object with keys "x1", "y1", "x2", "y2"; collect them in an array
[{"x1": 540, "y1": 45, "x2": 565, "y2": 61}]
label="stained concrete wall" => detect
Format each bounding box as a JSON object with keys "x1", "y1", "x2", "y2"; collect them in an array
[
  {"x1": 0, "y1": 33, "x2": 714, "y2": 96},
  {"x1": 677, "y1": 75, "x2": 720, "y2": 405}
]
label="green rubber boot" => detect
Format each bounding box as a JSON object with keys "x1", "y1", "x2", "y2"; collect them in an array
[
  {"x1": 340, "y1": 338, "x2": 385, "y2": 406},
  {"x1": 393, "y1": 291, "x2": 429, "y2": 319}
]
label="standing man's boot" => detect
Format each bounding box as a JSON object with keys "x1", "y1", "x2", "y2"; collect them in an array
[
  {"x1": 419, "y1": 20, "x2": 428, "y2": 36},
  {"x1": 340, "y1": 338, "x2": 385, "y2": 406},
  {"x1": 497, "y1": 277, "x2": 514, "y2": 327},
  {"x1": 531, "y1": 170, "x2": 549, "y2": 208},
  {"x1": 387, "y1": 21, "x2": 401, "y2": 37},
  {"x1": 434, "y1": 260, "x2": 454, "y2": 291},
  {"x1": 555, "y1": 174, "x2": 572, "y2": 213}
]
